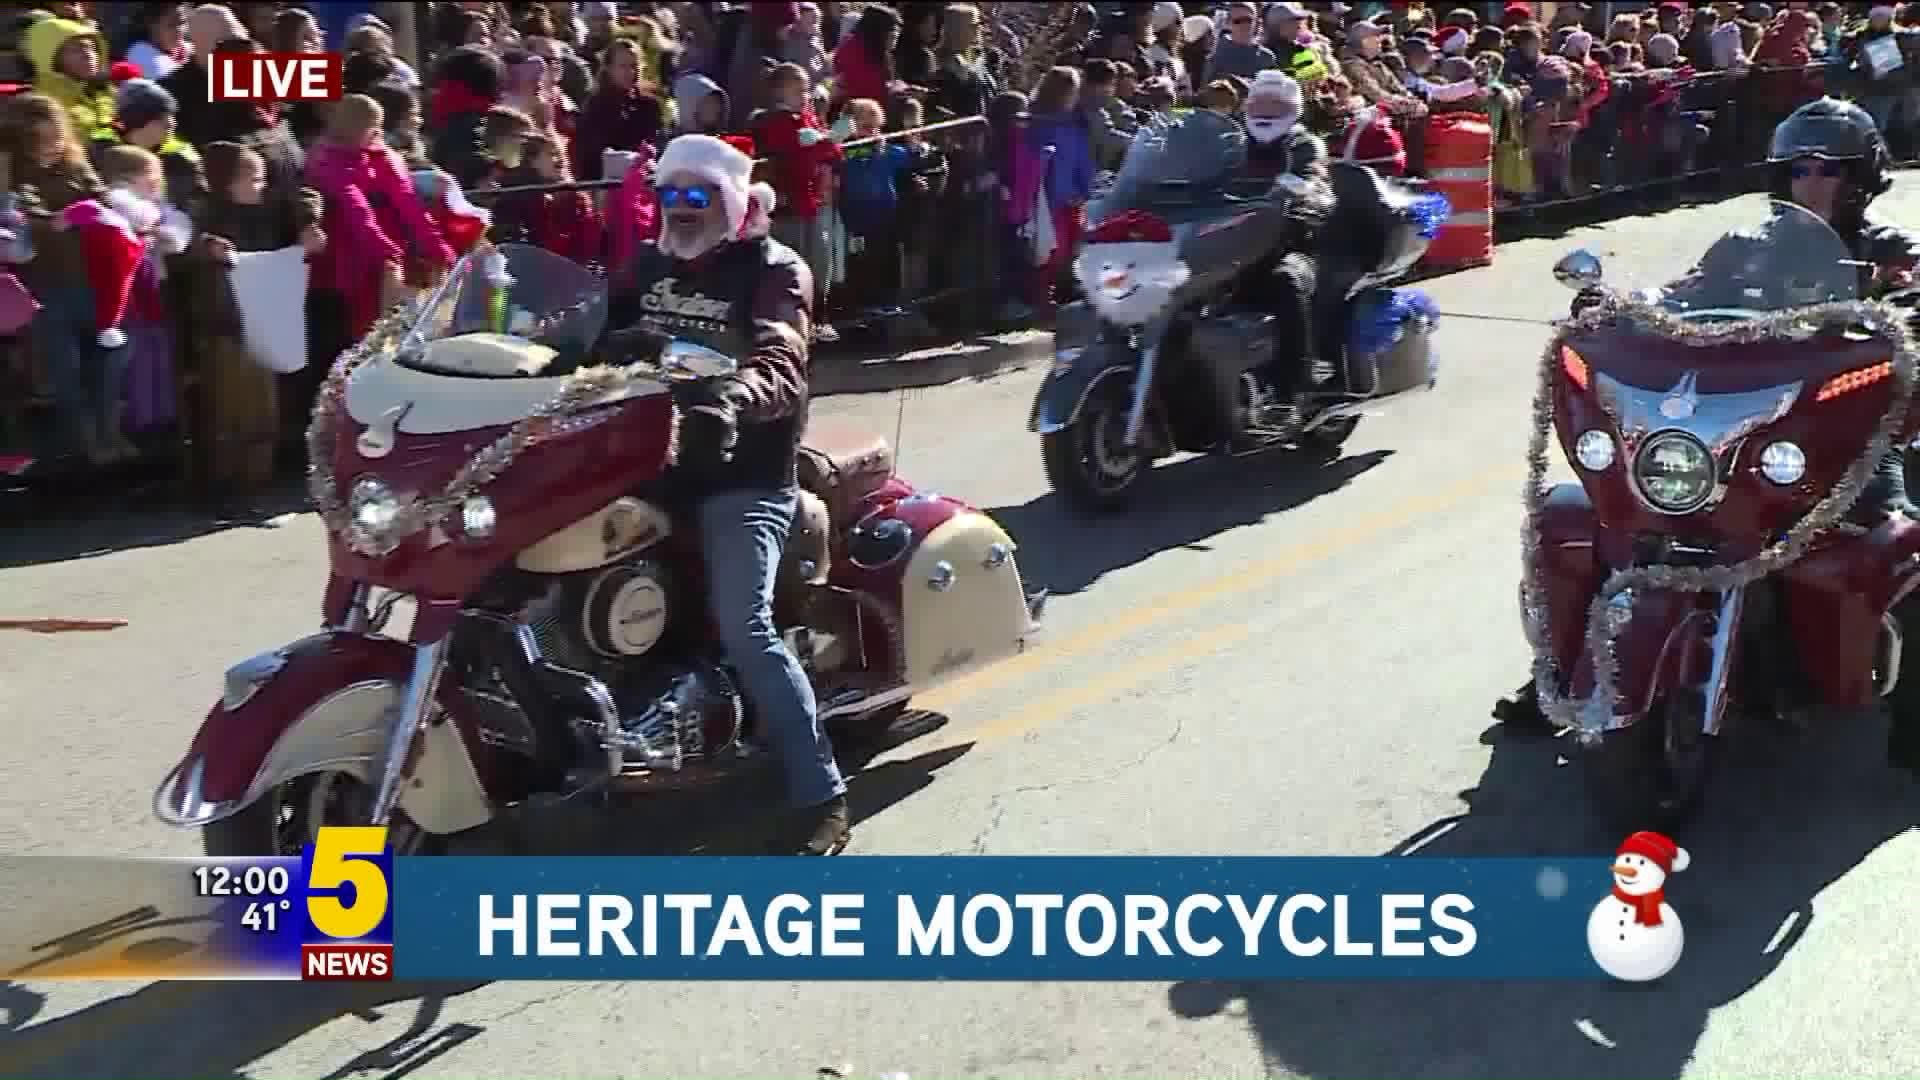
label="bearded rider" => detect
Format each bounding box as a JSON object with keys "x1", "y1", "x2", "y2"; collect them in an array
[
  {"x1": 1231, "y1": 69, "x2": 1342, "y2": 447},
  {"x1": 599, "y1": 134, "x2": 850, "y2": 854},
  {"x1": 1496, "y1": 98, "x2": 1920, "y2": 773}
]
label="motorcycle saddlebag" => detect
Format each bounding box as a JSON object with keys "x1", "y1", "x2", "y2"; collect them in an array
[
  {"x1": 1348, "y1": 287, "x2": 1439, "y2": 397},
  {"x1": 1187, "y1": 312, "x2": 1278, "y2": 376}
]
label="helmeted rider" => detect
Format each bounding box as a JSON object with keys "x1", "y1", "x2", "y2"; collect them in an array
[
  {"x1": 600, "y1": 133, "x2": 850, "y2": 854},
  {"x1": 1231, "y1": 69, "x2": 1341, "y2": 448},
  {"x1": 1497, "y1": 98, "x2": 1920, "y2": 774}
]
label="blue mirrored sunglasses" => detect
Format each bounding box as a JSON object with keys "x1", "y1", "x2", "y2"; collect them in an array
[
  {"x1": 657, "y1": 184, "x2": 713, "y2": 209},
  {"x1": 1789, "y1": 158, "x2": 1848, "y2": 180}
]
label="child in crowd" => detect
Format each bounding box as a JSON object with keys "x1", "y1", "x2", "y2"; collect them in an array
[
  {"x1": 989, "y1": 89, "x2": 1037, "y2": 322},
  {"x1": 59, "y1": 144, "x2": 191, "y2": 454},
  {"x1": 1024, "y1": 65, "x2": 1095, "y2": 312},
  {"x1": 492, "y1": 131, "x2": 601, "y2": 264},
  {"x1": 835, "y1": 96, "x2": 911, "y2": 314},
  {"x1": 891, "y1": 95, "x2": 947, "y2": 308},
  {"x1": 672, "y1": 73, "x2": 732, "y2": 136},
  {"x1": 477, "y1": 105, "x2": 536, "y2": 189},
  {"x1": 752, "y1": 62, "x2": 842, "y2": 341},
  {"x1": 191, "y1": 140, "x2": 323, "y2": 509}
]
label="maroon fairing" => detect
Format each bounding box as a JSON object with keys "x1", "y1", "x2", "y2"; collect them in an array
[
  {"x1": 180, "y1": 632, "x2": 499, "y2": 805},
  {"x1": 1538, "y1": 319, "x2": 1916, "y2": 721}
]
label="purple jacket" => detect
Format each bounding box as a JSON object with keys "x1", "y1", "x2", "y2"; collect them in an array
[{"x1": 1024, "y1": 111, "x2": 1095, "y2": 207}]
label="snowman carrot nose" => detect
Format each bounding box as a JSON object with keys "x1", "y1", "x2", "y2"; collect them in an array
[{"x1": 1612, "y1": 862, "x2": 1638, "y2": 878}]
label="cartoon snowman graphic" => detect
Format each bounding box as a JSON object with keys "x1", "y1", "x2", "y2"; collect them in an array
[{"x1": 1586, "y1": 830, "x2": 1689, "y2": 982}]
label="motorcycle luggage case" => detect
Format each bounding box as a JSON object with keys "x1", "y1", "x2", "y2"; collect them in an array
[
  {"x1": 1348, "y1": 290, "x2": 1437, "y2": 398},
  {"x1": 1187, "y1": 312, "x2": 1278, "y2": 376}
]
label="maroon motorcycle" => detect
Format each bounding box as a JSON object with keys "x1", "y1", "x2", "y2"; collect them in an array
[
  {"x1": 1524, "y1": 200, "x2": 1920, "y2": 828},
  {"x1": 154, "y1": 244, "x2": 1046, "y2": 855}
]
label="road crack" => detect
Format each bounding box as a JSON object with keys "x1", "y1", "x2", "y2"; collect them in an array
[{"x1": 966, "y1": 710, "x2": 1188, "y2": 853}]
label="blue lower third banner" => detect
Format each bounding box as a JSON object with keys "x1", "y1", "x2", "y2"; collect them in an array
[{"x1": 390, "y1": 857, "x2": 1623, "y2": 981}]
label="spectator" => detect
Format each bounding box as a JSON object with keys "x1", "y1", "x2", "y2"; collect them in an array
[
  {"x1": 307, "y1": 94, "x2": 449, "y2": 347},
  {"x1": 1681, "y1": 8, "x2": 1719, "y2": 69},
  {"x1": 1525, "y1": 55, "x2": 1579, "y2": 199},
  {"x1": 730, "y1": 1, "x2": 799, "y2": 130},
  {"x1": 835, "y1": 97, "x2": 910, "y2": 313},
  {"x1": 189, "y1": 140, "x2": 321, "y2": 509},
  {"x1": 987, "y1": 88, "x2": 1035, "y2": 321},
  {"x1": 85, "y1": 144, "x2": 191, "y2": 442},
  {"x1": 272, "y1": 7, "x2": 328, "y2": 146},
  {"x1": 1711, "y1": 17, "x2": 1750, "y2": 69},
  {"x1": 93, "y1": 78, "x2": 203, "y2": 215},
  {"x1": 1505, "y1": 22, "x2": 1544, "y2": 84},
  {"x1": 124, "y1": 1, "x2": 188, "y2": 81},
  {"x1": 476, "y1": 106, "x2": 535, "y2": 188},
  {"x1": 9, "y1": 92, "x2": 114, "y2": 463},
  {"x1": 787, "y1": 3, "x2": 833, "y2": 114},
  {"x1": 582, "y1": 1, "x2": 618, "y2": 62},
  {"x1": 1023, "y1": 65, "x2": 1093, "y2": 312},
  {"x1": 1207, "y1": 2, "x2": 1278, "y2": 83},
  {"x1": 672, "y1": 72, "x2": 732, "y2": 136},
  {"x1": 575, "y1": 38, "x2": 667, "y2": 181},
  {"x1": 1179, "y1": 14, "x2": 1215, "y2": 90},
  {"x1": 892, "y1": 94, "x2": 948, "y2": 311},
  {"x1": 366, "y1": 80, "x2": 428, "y2": 168},
  {"x1": 1266, "y1": 2, "x2": 1332, "y2": 83},
  {"x1": 1079, "y1": 59, "x2": 1130, "y2": 171},
  {"x1": 833, "y1": 4, "x2": 904, "y2": 118},
  {"x1": 1841, "y1": 6, "x2": 1907, "y2": 138},
  {"x1": 27, "y1": 14, "x2": 115, "y2": 143},
  {"x1": 1144, "y1": 3, "x2": 1188, "y2": 92},
  {"x1": 896, "y1": 4, "x2": 940, "y2": 89},
  {"x1": 752, "y1": 61, "x2": 841, "y2": 340},
  {"x1": 520, "y1": 5, "x2": 594, "y2": 108},
  {"x1": 342, "y1": 49, "x2": 403, "y2": 98},
  {"x1": 928, "y1": 3, "x2": 996, "y2": 122},
  {"x1": 1096, "y1": 18, "x2": 1154, "y2": 81},
  {"x1": 343, "y1": 19, "x2": 418, "y2": 88},
  {"x1": 1342, "y1": 21, "x2": 1423, "y2": 117},
  {"x1": 427, "y1": 45, "x2": 506, "y2": 189},
  {"x1": 490, "y1": 131, "x2": 601, "y2": 264}
]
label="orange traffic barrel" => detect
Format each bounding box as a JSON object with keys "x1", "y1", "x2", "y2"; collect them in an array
[{"x1": 1419, "y1": 111, "x2": 1494, "y2": 270}]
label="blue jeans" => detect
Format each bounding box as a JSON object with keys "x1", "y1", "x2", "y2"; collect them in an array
[
  {"x1": 35, "y1": 284, "x2": 127, "y2": 454},
  {"x1": 698, "y1": 487, "x2": 846, "y2": 808}
]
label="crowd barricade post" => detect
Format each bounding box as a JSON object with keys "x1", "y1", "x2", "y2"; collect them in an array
[{"x1": 1419, "y1": 110, "x2": 1495, "y2": 270}]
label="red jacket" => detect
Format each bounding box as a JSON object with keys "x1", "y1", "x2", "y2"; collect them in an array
[
  {"x1": 1333, "y1": 106, "x2": 1406, "y2": 176},
  {"x1": 752, "y1": 106, "x2": 843, "y2": 219}
]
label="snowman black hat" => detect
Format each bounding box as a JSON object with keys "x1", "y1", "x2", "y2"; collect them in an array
[{"x1": 1617, "y1": 830, "x2": 1689, "y2": 874}]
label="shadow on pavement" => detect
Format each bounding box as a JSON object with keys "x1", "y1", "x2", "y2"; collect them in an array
[
  {"x1": 0, "y1": 478, "x2": 311, "y2": 571},
  {"x1": 0, "y1": 729, "x2": 966, "y2": 1079},
  {"x1": 990, "y1": 448, "x2": 1393, "y2": 597},
  {"x1": 1166, "y1": 718, "x2": 1918, "y2": 1080},
  {"x1": 813, "y1": 332, "x2": 1049, "y2": 398}
]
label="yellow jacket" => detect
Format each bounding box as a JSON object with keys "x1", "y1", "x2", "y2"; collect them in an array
[{"x1": 27, "y1": 16, "x2": 116, "y2": 141}]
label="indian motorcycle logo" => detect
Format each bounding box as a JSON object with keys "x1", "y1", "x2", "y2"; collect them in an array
[{"x1": 641, "y1": 278, "x2": 731, "y2": 336}]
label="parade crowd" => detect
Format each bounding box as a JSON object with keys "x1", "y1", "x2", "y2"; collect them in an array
[{"x1": 0, "y1": 0, "x2": 1907, "y2": 509}]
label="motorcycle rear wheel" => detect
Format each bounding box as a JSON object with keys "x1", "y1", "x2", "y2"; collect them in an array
[
  {"x1": 202, "y1": 770, "x2": 442, "y2": 858},
  {"x1": 1580, "y1": 692, "x2": 1718, "y2": 832},
  {"x1": 1041, "y1": 382, "x2": 1144, "y2": 513}
]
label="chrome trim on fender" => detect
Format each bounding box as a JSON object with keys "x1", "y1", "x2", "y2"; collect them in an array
[
  {"x1": 1031, "y1": 365, "x2": 1134, "y2": 434},
  {"x1": 1701, "y1": 586, "x2": 1746, "y2": 736},
  {"x1": 370, "y1": 639, "x2": 449, "y2": 826},
  {"x1": 153, "y1": 755, "x2": 239, "y2": 826},
  {"x1": 1881, "y1": 612, "x2": 1905, "y2": 698}
]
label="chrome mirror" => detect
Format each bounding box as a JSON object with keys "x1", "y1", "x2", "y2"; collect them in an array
[
  {"x1": 1553, "y1": 249, "x2": 1605, "y2": 290},
  {"x1": 660, "y1": 339, "x2": 738, "y2": 380}
]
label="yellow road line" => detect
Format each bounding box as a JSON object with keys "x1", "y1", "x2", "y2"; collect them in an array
[{"x1": 916, "y1": 461, "x2": 1511, "y2": 716}]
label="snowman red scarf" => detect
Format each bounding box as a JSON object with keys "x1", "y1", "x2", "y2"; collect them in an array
[{"x1": 1612, "y1": 882, "x2": 1667, "y2": 926}]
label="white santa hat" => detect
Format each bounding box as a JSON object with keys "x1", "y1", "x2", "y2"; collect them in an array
[
  {"x1": 1436, "y1": 26, "x2": 1469, "y2": 56},
  {"x1": 1151, "y1": 1, "x2": 1183, "y2": 32},
  {"x1": 1244, "y1": 69, "x2": 1302, "y2": 112},
  {"x1": 1181, "y1": 14, "x2": 1214, "y2": 42},
  {"x1": 653, "y1": 134, "x2": 776, "y2": 243}
]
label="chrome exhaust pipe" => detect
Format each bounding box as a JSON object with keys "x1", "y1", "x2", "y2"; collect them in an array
[{"x1": 1880, "y1": 613, "x2": 1904, "y2": 698}]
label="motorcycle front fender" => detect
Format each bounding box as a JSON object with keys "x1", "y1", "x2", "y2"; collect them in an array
[
  {"x1": 1570, "y1": 588, "x2": 1722, "y2": 732},
  {"x1": 1029, "y1": 339, "x2": 1137, "y2": 435},
  {"x1": 152, "y1": 632, "x2": 494, "y2": 836}
]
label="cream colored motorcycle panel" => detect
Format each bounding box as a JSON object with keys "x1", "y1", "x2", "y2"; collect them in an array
[
  {"x1": 247, "y1": 681, "x2": 494, "y2": 836},
  {"x1": 515, "y1": 496, "x2": 673, "y2": 574},
  {"x1": 344, "y1": 348, "x2": 669, "y2": 434},
  {"x1": 900, "y1": 512, "x2": 1033, "y2": 688}
]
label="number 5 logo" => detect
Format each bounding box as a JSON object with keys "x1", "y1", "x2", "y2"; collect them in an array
[{"x1": 306, "y1": 826, "x2": 390, "y2": 941}]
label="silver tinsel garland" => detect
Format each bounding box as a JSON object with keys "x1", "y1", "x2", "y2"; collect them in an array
[
  {"x1": 1519, "y1": 295, "x2": 1918, "y2": 740},
  {"x1": 305, "y1": 299, "x2": 679, "y2": 558}
]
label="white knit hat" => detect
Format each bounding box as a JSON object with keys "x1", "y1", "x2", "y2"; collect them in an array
[
  {"x1": 654, "y1": 134, "x2": 776, "y2": 242},
  {"x1": 1151, "y1": 1, "x2": 1183, "y2": 31},
  {"x1": 1244, "y1": 69, "x2": 1302, "y2": 110},
  {"x1": 1180, "y1": 13, "x2": 1214, "y2": 42}
]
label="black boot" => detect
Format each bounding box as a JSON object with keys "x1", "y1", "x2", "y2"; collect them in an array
[
  {"x1": 1493, "y1": 679, "x2": 1556, "y2": 734},
  {"x1": 773, "y1": 795, "x2": 851, "y2": 855}
]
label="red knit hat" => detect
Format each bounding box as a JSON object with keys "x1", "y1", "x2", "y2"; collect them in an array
[
  {"x1": 1617, "y1": 831, "x2": 1690, "y2": 874},
  {"x1": 109, "y1": 60, "x2": 142, "y2": 84}
]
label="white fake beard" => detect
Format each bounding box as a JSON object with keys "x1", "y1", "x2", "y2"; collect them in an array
[
  {"x1": 1073, "y1": 241, "x2": 1190, "y2": 327},
  {"x1": 657, "y1": 215, "x2": 730, "y2": 259},
  {"x1": 1247, "y1": 114, "x2": 1297, "y2": 143}
]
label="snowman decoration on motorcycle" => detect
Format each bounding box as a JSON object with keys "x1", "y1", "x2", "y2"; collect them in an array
[
  {"x1": 1586, "y1": 831, "x2": 1690, "y2": 982},
  {"x1": 1073, "y1": 208, "x2": 1191, "y2": 327}
]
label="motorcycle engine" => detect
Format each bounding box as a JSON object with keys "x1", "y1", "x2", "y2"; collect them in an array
[{"x1": 522, "y1": 558, "x2": 673, "y2": 677}]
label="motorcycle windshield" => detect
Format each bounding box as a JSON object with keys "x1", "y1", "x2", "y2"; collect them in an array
[
  {"x1": 401, "y1": 243, "x2": 608, "y2": 376},
  {"x1": 1651, "y1": 199, "x2": 1860, "y2": 319}
]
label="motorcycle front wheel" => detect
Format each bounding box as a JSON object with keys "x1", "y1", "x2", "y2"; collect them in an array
[
  {"x1": 1580, "y1": 691, "x2": 1718, "y2": 832},
  {"x1": 202, "y1": 771, "x2": 441, "y2": 857},
  {"x1": 1041, "y1": 381, "x2": 1145, "y2": 513}
]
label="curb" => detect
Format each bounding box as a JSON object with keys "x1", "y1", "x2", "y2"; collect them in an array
[{"x1": 814, "y1": 329, "x2": 1054, "y2": 397}]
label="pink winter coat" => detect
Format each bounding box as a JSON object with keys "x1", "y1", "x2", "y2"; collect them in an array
[
  {"x1": 602, "y1": 145, "x2": 661, "y2": 273},
  {"x1": 306, "y1": 140, "x2": 456, "y2": 335}
]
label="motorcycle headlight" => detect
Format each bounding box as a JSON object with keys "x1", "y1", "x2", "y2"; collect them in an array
[
  {"x1": 350, "y1": 476, "x2": 402, "y2": 536},
  {"x1": 460, "y1": 495, "x2": 497, "y2": 539},
  {"x1": 1758, "y1": 441, "x2": 1807, "y2": 486},
  {"x1": 1574, "y1": 430, "x2": 1615, "y2": 471},
  {"x1": 1633, "y1": 431, "x2": 1716, "y2": 513}
]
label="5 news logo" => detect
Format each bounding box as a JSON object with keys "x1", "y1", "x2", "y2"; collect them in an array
[{"x1": 299, "y1": 826, "x2": 395, "y2": 981}]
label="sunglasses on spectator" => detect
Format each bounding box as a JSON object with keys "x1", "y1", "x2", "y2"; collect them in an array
[
  {"x1": 657, "y1": 185, "x2": 714, "y2": 209},
  {"x1": 1789, "y1": 159, "x2": 1847, "y2": 179}
]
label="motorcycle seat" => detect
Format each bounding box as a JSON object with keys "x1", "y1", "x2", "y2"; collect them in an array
[{"x1": 798, "y1": 426, "x2": 895, "y2": 528}]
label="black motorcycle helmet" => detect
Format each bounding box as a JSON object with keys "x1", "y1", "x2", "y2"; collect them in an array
[{"x1": 1767, "y1": 97, "x2": 1892, "y2": 235}]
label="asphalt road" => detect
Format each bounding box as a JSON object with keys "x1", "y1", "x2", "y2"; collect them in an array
[{"x1": 4, "y1": 184, "x2": 1920, "y2": 1080}]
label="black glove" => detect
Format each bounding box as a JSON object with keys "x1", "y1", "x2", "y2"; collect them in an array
[{"x1": 678, "y1": 399, "x2": 738, "y2": 467}]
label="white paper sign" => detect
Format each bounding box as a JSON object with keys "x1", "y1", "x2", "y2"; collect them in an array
[
  {"x1": 228, "y1": 244, "x2": 309, "y2": 373},
  {"x1": 1866, "y1": 35, "x2": 1904, "y2": 78}
]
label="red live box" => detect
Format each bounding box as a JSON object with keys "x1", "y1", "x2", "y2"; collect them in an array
[{"x1": 302, "y1": 943, "x2": 393, "y2": 981}]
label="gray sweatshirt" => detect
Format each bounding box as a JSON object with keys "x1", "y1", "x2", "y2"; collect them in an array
[{"x1": 1206, "y1": 38, "x2": 1279, "y2": 83}]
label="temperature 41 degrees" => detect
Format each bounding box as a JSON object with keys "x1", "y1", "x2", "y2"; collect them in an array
[{"x1": 240, "y1": 899, "x2": 292, "y2": 933}]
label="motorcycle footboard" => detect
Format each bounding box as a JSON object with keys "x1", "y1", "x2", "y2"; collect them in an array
[{"x1": 1568, "y1": 588, "x2": 1731, "y2": 732}]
